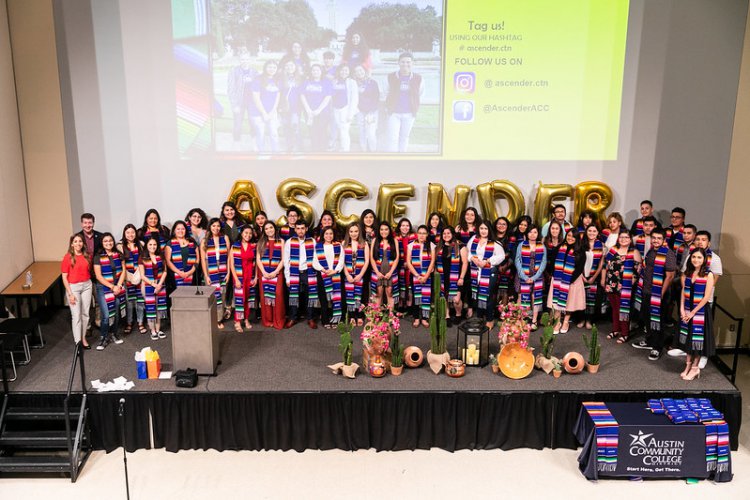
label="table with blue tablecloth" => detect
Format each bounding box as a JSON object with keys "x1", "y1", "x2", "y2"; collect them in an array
[{"x1": 574, "y1": 401, "x2": 732, "y2": 482}]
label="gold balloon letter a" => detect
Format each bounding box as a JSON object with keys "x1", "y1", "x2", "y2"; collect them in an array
[{"x1": 227, "y1": 180, "x2": 264, "y2": 222}]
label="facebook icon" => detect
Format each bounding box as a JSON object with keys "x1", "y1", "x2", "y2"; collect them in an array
[{"x1": 453, "y1": 101, "x2": 474, "y2": 122}]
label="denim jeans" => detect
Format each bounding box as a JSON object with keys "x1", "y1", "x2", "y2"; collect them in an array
[
  {"x1": 387, "y1": 112, "x2": 416, "y2": 152},
  {"x1": 96, "y1": 284, "x2": 121, "y2": 340}
]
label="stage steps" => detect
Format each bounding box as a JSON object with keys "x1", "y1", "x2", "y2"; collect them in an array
[{"x1": 0, "y1": 341, "x2": 91, "y2": 482}]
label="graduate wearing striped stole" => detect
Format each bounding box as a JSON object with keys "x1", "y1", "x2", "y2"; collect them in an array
[
  {"x1": 395, "y1": 221, "x2": 417, "y2": 310},
  {"x1": 165, "y1": 222, "x2": 199, "y2": 287},
  {"x1": 467, "y1": 223, "x2": 505, "y2": 325},
  {"x1": 139, "y1": 237, "x2": 168, "y2": 340},
  {"x1": 201, "y1": 220, "x2": 231, "y2": 327},
  {"x1": 284, "y1": 223, "x2": 319, "y2": 327},
  {"x1": 582, "y1": 228, "x2": 605, "y2": 325},
  {"x1": 436, "y1": 229, "x2": 467, "y2": 317},
  {"x1": 514, "y1": 226, "x2": 547, "y2": 327},
  {"x1": 602, "y1": 232, "x2": 641, "y2": 342},
  {"x1": 257, "y1": 222, "x2": 286, "y2": 330},
  {"x1": 119, "y1": 227, "x2": 145, "y2": 334},
  {"x1": 371, "y1": 222, "x2": 400, "y2": 310},
  {"x1": 678, "y1": 248, "x2": 715, "y2": 380},
  {"x1": 93, "y1": 234, "x2": 127, "y2": 347},
  {"x1": 342, "y1": 223, "x2": 369, "y2": 324},
  {"x1": 313, "y1": 228, "x2": 345, "y2": 327},
  {"x1": 230, "y1": 226, "x2": 257, "y2": 332},
  {"x1": 407, "y1": 227, "x2": 436, "y2": 324}
]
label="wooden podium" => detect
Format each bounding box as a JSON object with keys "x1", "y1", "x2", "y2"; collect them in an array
[{"x1": 170, "y1": 286, "x2": 220, "y2": 375}]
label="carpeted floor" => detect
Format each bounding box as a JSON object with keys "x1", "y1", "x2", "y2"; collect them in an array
[{"x1": 4, "y1": 308, "x2": 739, "y2": 394}]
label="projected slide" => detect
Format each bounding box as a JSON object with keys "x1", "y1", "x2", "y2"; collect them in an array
[{"x1": 172, "y1": 0, "x2": 629, "y2": 159}]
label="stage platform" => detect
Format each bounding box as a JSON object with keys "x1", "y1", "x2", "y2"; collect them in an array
[{"x1": 4, "y1": 309, "x2": 742, "y2": 454}]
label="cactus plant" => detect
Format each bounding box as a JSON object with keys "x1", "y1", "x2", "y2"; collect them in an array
[
  {"x1": 337, "y1": 313, "x2": 353, "y2": 366},
  {"x1": 391, "y1": 330, "x2": 404, "y2": 367},
  {"x1": 538, "y1": 312, "x2": 555, "y2": 359},
  {"x1": 429, "y1": 271, "x2": 447, "y2": 355},
  {"x1": 582, "y1": 324, "x2": 601, "y2": 366}
]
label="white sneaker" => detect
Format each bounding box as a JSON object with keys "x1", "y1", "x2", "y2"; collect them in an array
[
  {"x1": 667, "y1": 348, "x2": 686, "y2": 357},
  {"x1": 698, "y1": 356, "x2": 708, "y2": 369}
]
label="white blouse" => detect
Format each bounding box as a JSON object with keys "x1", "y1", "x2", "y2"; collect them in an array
[
  {"x1": 312, "y1": 243, "x2": 345, "y2": 273},
  {"x1": 466, "y1": 236, "x2": 505, "y2": 266}
]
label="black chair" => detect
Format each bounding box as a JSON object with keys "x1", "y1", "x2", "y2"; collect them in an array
[
  {"x1": 0, "y1": 332, "x2": 22, "y2": 382},
  {"x1": 0, "y1": 318, "x2": 43, "y2": 365}
]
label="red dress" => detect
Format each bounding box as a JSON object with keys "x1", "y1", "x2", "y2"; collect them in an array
[
  {"x1": 236, "y1": 242, "x2": 256, "y2": 321},
  {"x1": 260, "y1": 240, "x2": 286, "y2": 330}
]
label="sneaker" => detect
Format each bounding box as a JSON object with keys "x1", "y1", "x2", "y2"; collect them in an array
[
  {"x1": 96, "y1": 339, "x2": 108, "y2": 351},
  {"x1": 112, "y1": 332, "x2": 124, "y2": 345},
  {"x1": 667, "y1": 348, "x2": 686, "y2": 357},
  {"x1": 648, "y1": 349, "x2": 662, "y2": 361},
  {"x1": 157, "y1": 330, "x2": 167, "y2": 339},
  {"x1": 698, "y1": 356, "x2": 708, "y2": 369},
  {"x1": 150, "y1": 331, "x2": 159, "y2": 341},
  {"x1": 632, "y1": 339, "x2": 652, "y2": 350}
]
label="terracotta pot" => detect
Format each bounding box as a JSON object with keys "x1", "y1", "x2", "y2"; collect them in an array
[
  {"x1": 587, "y1": 363, "x2": 600, "y2": 374},
  {"x1": 426, "y1": 350, "x2": 450, "y2": 374},
  {"x1": 553, "y1": 369, "x2": 562, "y2": 378},
  {"x1": 391, "y1": 365, "x2": 404, "y2": 376},
  {"x1": 368, "y1": 355, "x2": 387, "y2": 378},
  {"x1": 497, "y1": 343, "x2": 535, "y2": 379},
  {"x1": 403, "y1": 346, "x2": 424, "y2": 368},
  {"x1": 445, "y1": 359, "x2": 466, "y2": 378},
  {"x1": 341, "y1": 363, "x2": 359, "y2": 379},
  {"x1": 491, "y1": 364, "x2": 500, "y2": 374},
  {"x1": 562, "y1": 352, "x2": 585, "y2": 374}
]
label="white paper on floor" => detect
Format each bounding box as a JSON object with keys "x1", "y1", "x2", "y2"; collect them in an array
[{"x1": 90, "y1": 376, "x2": 135, "y2": 392}]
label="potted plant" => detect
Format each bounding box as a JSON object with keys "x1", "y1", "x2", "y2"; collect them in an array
[
  {"x1": 327, "y1": 313, "x2": 360, "y2": 378},
  {"x1": 553, "y1": 360, "x2": 562, "y2": 378},
  {"x1": 488, "y1": 353, "x2": 499, "y2": 374},
  {"x1": 534, "y1": 312, "x2": 559, "y2": 374},
  {"x1": 583, "y1": 324, "x2": 601, "y2": 374},
  {"x1": 390, "y1": 330, "x2": 404, "y2": 376},
  {"x1": 427, "y1": 272, "x2": 449, "y2": 374},
  {"x1": 361, "y1": 301, "x2": 398, "y2": 375}
]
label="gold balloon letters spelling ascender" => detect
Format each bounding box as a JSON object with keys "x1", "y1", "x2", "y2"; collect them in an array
[{"x1": 227, "y1": 179, "x2": 613, "y2": 228}]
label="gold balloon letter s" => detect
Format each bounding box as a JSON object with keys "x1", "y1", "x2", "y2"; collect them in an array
[
  {"x1": 324, "y1": 179, "x2": 369, "y2": 231},
  {"x1": 275, "y1": 178, "x2": 316, "y2": 227},
  {"x1": 376, "y1": 183, "x2": 415, "y2": 227}
]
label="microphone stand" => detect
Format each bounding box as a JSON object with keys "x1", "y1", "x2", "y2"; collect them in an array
[{"x1": 119, "y1": 397, "x2": 131, "y2": 500}]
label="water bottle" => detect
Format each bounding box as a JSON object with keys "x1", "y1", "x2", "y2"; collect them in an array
[{"x1": 25, "y1": 270, "x2": 33, "y2": 288}]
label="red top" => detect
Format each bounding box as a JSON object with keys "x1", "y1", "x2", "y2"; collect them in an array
[{"x1": 61, "y1": 253, "x2": 91, "y2": 284}]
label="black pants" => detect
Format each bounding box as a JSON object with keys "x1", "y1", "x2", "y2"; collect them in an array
[
  {"x1": 288, "y1": 278, "x2": 315, "y2": 321},
  {"x1": 642, "y1": 292, "x2": 673, "y2": 351},
  {"x1": 317, "y1": 274, "x2": 332, "y2": 324}
]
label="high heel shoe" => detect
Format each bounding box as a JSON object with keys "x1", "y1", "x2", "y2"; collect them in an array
[
  {"x1": 683, "y1": 366, "x2": 701, "y2": 381},
  {"x1": 560, "y1": 320, "x2": 570, "y2": 334},
  {"x1": 680, "y1": 362, "x2": 692, "y2": 379}
]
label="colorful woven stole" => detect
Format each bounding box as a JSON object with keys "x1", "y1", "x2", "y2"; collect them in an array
[
  {"x1": 634, "y1": 234, "x2": 647, "y2": 256},
  {"x1": 316, "y1": 242, "x2": 343, "y2": 322},
  {"x1": 429, "y1": 227, "x2": 440, "y2": 245},
  {"x1": 371, "y1": 241, "x2": 399, "y2": 300},
  {"x1": 232, "y1": 241, "x2": 256, "y2": 321},
  {"x1": 667, "y1": 226, "x2": 685, "y2": 252},
  {"x1": 143, "y1": 256, "x2": 166, "y2": 321},
  {"x1": 607, "y1": 248, "x2": 636, "y2": 322},
  {"x1": 436, "y1": 246, "x2": 461, "y2": 300},
  {"x1": 582, "y1": 402, "x2": 619, "y2": 472},
  {"x1": 279, "y1": 225, "x2": 293, "y2": 241},
  {"x1": 648, "y1": 398, "x2": 730, "y2": 474},
  {"x1": 344, "y1": 243, "x2": 366, "y2": 312},
  {"x1": 261, "y1": 239, "x2": 282, "y2": 306},
  {"x1": 410, "y1": 242, "x2": 433, "y2": 318},
  {"x1": 585, "y1": 240, "x2": 604, "y2": 315},
  {"x1": 287, "y1": 237, "x2": 303, "y2": 307},
  {"x1": 124, "y1": 246, "x2": 143, "y2": 305},
  {"x1": 457, "y1": 228, "x2": 474, "y2": 245},
  {"x1": 601, "y1": 228, "x2": 611, "y2": 241},
  {"x1": 169, "y1": 239, "x2": 197, "y2": 286},
  {"x1": 633, "y1": 219, "x2": 644, "y2": 236},
  {"x1": 206, "y1": 237, "x2": 228, "y2": 306},
  {"x1": 552, "y1": 244, "x2": 576, "y2": 310},
  {"x1": 99, "y1": 252, "x2": 125, "y2": 322},
  {"x1": 396, "y1": 233, "x2": 417, "y2": 297},
  {"x1": 469, "y1": 239, "x2": 494, "y2": 310},
  {"x1": 635, "y1": 245, "x2": 669, "y2": 331},
  {"x1": 678, "y1": 275, "x2": 707, "y2": 351},
  {"x1": 519, "y1": 241, "x2": 545, "y2": 310},
  {"x1": 141, "y1": 229, "x2": 166, "y2": 249}
]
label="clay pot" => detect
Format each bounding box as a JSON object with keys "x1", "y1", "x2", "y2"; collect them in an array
[
  {"x1": 553, "y1": 369, "x2": 562, "y2": 379},
  {"x1": 497, "y1": 343, "x2": 535, "y2": 379},
  {"x1": 391, "y1": 364, "x2": 404, "y2": 376},
  {"x1": 562, "y1": 352, "x2": 585, "y2": 374},
  {"x1": 491, "y1": 364, "x2": 500, "y2": 374},
  {"x1": 404, "y1": 346, "x2": 424, "y2": 368},
  {"x1": 368, "y1": 355, "x2": 387, "y2": 378},
  {"x1": 445, "y1": 359, "x2": 466, "y2": 378},
  {"x1": 587, "y1": 363, "x2": 600, "y2": 374},
  {"x1": 426, "y1": 350, "x2": 450, "y2": 374}
]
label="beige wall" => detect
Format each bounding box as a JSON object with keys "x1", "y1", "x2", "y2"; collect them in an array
[
  {"x1": 718, "y1": 5, "x2": 750, "y2": 347},
  {"x1": 0, "y1": 0, "x2": 33, "y2": 290},
  {"x1": 7, "y1": 0, "x2": 72, "y2": 262}
]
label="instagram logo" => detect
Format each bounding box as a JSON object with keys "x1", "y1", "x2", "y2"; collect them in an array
[{"x1": 454, "y1": 72, "x2": 475, "y2": 93}]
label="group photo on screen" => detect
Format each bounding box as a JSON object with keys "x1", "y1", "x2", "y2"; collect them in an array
[{"x1": 208, "y1": 0, "x2": 443, "y2": 155}]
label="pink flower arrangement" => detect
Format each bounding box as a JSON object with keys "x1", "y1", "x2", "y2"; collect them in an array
[
  {"x1": 497, "y1": 302, "x2": 531, "y2": 350},
  {"x1": 360, "y1": 301, "x2": 400, "y2": 353}
]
